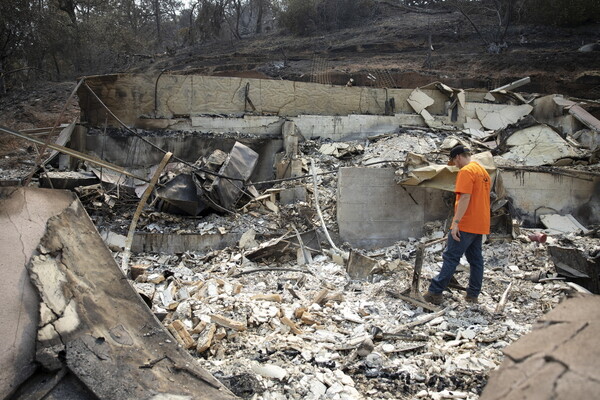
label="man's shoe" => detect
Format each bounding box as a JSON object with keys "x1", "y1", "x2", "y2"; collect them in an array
[
  {"x1": 465, "y1": 295, "x2": 478, "y2": 304},
  {"x1": 423, "y1": 291, "x2": 443, "y2": 305}
]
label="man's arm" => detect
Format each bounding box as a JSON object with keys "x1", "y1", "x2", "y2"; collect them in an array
[{"x1": 451, "y1": 193, "x2": 471, "y2": 241}]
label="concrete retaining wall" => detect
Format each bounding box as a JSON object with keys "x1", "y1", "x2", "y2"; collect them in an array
[
  {"x1": 501, "y1": 170, "x2": 600, "y2": 226},
  {"x1": 80, "y1": 74, "x2": 491, "y2": 127}
]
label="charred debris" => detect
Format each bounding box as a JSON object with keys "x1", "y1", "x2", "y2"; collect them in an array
[{"x1": 2, "y1": 74, "x2": 600, "y2": 399}]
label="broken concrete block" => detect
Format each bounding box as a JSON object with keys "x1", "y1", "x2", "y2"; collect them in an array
[
  {"x1": 279, "y1": 187, "x2": 307, "y2": 205},
  {"x1": 420, "y1": 108, "x2": 446, "y2": 129},
  {"x1": 480, "y1": 296, "x2": 600, "y2": 400},
  {"x1": 540, "y1": 214, "x2": 589, "y2": 235},
  {"x1": 569, "y1": 104, "x2": 600, "y2": 133},
  {"x1": 502, "y1": 124, "x2": 581, "y2": 166},
  {"x1": 407, "y1": 88, "x2": 435, "y2": 114}
]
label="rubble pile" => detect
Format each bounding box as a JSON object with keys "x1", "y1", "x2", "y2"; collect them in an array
[
  {"x1": 42, "y1": 108, "x2": 593, "y2": 399},
  {"x1": 124, "y1": 229, "x2": 578, "y2": 400},
  {"x1": 3, "y1": 76, "x2": 600, "y2": 398},
  {"x1": 72, "y1": 116, "x2": 598, "y2": 399}
]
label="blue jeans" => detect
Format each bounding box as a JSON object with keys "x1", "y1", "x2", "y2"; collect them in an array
[{"x1": 428, "y1": 231, "x2": 484, "y2": 298}]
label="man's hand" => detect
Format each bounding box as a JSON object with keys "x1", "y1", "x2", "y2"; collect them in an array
[
  {"x1": 451, "y1": 223, "x2": 461, "y2": 241},
  {"x1": 451, "y1": 193, "x2": 470, "y2": 242}
]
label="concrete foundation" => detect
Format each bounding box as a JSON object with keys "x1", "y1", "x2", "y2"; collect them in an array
[
  {"x1": 135, "y1": 113, "x2": 439, "y2": 141},
  {"x1": 132, "y1": 232, "x2": 242, "y2": 253},
  {"x1": 191, "y1": 115, "x2": 284, "y2": 134},
  {"x1": 337, "y1": 167, "x2": 448, "y2": 249},
  {"x1": 291, "y1": 114, "x2": 435, "y2": 141}
]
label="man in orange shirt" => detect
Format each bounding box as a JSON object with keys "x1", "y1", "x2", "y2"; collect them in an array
[{"x1": 424, "y1": 145, "x2": 491, "y2": 304}]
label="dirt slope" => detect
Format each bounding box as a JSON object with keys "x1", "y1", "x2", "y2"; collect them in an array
[{"x1": 148, "y1": 9, "x2": 600, "y2": 99}]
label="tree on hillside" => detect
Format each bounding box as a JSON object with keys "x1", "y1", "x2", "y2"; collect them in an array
[
  {"x1": 444, "y1": 0, "x2": 526, "y2": 53},
  {"x1": 280, "y1": 0, "x2": 376, "y2": 35}
]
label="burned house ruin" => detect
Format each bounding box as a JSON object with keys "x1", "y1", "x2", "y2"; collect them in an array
[{"x1": 2, "y1": 73, "x2": 599, "y2": 399}]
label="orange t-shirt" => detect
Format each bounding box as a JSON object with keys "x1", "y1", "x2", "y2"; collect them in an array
[{"x1": 454, "y1": 161, "x2": 491, "y2": 234}]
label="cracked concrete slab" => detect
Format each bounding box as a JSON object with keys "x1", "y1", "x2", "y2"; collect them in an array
[
  {"x1": 0, "y1": 187, "x2": 75, "y2": 399},
  {"x1": 502, "y1": 124, "x2": 581, "y2": 166},
  {"x1": 407, "y1": 88, "x2": 435, "y2": 114},
  {"x1": 476, "y1": 104, "x2": 533, "y2": 131},
  {"x1": 502, "y1": 321, "x2": 588, "y2": 362},
  {"x1": 25, "y1": 195, "x2": 237, "y2": 399},
  {"x1": 1, "y1": 187, "x2": 236, "y2": 399},
  {"x1": 480, "y1": 295, "x2": 600, "y2": 400}
]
